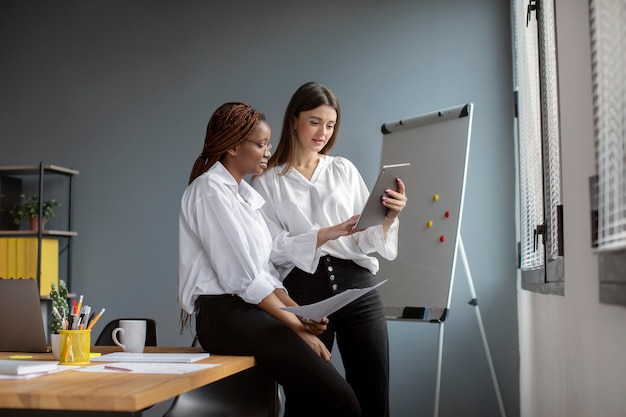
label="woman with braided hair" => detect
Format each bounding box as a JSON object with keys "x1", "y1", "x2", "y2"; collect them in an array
[{"x1": 178, "y1": 101, "x2": 360, "y2": 417}]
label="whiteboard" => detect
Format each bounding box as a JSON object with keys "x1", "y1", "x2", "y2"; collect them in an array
[{"x1": 376, "y1": 103, "x2": 473, "y2": 322}]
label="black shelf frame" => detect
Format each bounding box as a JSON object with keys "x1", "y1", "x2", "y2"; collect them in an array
[{"x1": 0, "y1": 161, "x2": 79, "y2": 292}]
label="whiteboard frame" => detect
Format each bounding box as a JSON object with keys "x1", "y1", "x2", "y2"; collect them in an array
[{"x1": 377, "y1": 103, "x2": 473, "y2": 322}]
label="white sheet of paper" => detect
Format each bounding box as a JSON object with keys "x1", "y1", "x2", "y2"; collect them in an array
[
  {"x1": 90, "y1": 352, "x2": 211, "y2": 363},
  {"x1": 77, "y1": 362, "x2": 219, "y2": 374},
  {"x1": 280, "y1": 279, "x2": 387, "y2": 322}
]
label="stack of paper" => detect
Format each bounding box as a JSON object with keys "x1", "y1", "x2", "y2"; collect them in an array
[{"x1": 0, "y1": 360, "x2": 58, "y2": 376}]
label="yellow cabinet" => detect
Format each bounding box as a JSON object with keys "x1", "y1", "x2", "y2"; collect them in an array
[{"x1": 0, "y1": 238, "x2": 59, "y2": 296}]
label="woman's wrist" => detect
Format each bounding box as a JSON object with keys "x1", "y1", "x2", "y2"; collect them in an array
[{"x1": 316, "y1": 227, "x2": 329, "y2": 248}]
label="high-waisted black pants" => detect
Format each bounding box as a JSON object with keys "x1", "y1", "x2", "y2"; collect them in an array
[
  {"x1": 195, "y1": 293, "x2": 361, "y2": 417},
  {"x1": 284, "y1": 255, "x2": 390, "y2": 417}
]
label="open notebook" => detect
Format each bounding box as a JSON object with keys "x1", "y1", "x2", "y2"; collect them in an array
[{"x1": 0, "y1": 279, "x2": 49, "y2": 353}]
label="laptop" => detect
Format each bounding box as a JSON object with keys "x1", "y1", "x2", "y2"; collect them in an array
[{"x1": 0, "y1": 279, "x2": 50, "y2": 352}]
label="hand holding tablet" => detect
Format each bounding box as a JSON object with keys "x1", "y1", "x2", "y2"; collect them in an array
[{"x1": 354, "y1": 163, "x2": 410, "y2": 230}]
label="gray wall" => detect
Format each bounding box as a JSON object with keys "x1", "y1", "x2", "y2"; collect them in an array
[{"x1": 0, "y1": 1, "x2": 517, "y2": 416}]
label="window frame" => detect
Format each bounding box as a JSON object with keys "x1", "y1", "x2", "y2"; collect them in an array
[{"x1": 514, "y1": 0, "x2": 564, "y2": 295}]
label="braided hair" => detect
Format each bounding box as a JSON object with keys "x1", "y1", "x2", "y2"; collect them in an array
[{"x1": 188, "y1": 102, "x2": 264, "y2": 185}]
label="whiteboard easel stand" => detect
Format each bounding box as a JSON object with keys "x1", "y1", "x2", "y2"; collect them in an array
[{"x1": 433, "y1": 236, "x2": 507, "y2": 417}]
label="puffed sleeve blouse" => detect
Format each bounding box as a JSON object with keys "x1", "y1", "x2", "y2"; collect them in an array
[{"x1": 251, "y1": 156, "x2": 399, "y2": 280}]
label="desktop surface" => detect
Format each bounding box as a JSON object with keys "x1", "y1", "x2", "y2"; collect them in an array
[{"x1": 0, "y1": 346, "x2": 256, "y2": 413}]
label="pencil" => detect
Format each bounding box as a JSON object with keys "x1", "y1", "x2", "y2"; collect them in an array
[
  {"x1": 76, "y1": 295, "x2": 84, "y2": 316},
  {"x1": 105, "y1": 365, "x2": 133, "y2": 372},
  {"x1": 86, "y1": 308, "x2": 105, "y2": 330}
]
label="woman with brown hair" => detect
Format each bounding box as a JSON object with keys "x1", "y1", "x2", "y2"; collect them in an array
[
  {"x1": 252, "y1": 83, "x2": 407, "y2": 417},
  {"x1": 179, "y1": 101, "x2": 360, "y2": 417}
]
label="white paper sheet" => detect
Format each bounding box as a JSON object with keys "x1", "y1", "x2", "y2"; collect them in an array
[
  {"x1": 90, "y1": 352, "x2": 211, "y2": 363},
  {"x1": 77, "y1": 362, "x2": 219, "y2": 374},
  {"x1": 280, "y1": 280, "x2": 387, "y2": 322}
]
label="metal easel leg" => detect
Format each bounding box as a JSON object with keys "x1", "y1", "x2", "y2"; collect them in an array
[
  {"x1": 458, "y1": 236, "x2": 507, "y2": 417},
  {"x1": 433, "y1": 321, "x2": 445, "y2": 417}
]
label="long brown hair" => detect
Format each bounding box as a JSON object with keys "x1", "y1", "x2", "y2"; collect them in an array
[
  {"x1": 188, "y1": 102, "x2": 264, "y2": 185},
  {"x1": 267, "y1": 82, "x2": 341, "y2": 174}
]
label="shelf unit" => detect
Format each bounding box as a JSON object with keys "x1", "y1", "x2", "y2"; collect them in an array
[{"x1": 0, "y1": 162, "x2": 79, "y2": 294}]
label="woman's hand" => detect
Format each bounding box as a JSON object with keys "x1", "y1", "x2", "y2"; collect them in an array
[
  {"x1": 317, "y1": 215, "x2": 360, "y2": 247},
  {"x1": 382, "y1": 178, "x2": 407, "y2": 221},
  {"x1": 257, "y1": 291, "x2": 331, "y2": 361},
  {"x1": 381, "y1": 178, "x2": 407, "y2": 238},
  {"x1": 297, "y1": 330, "x2": 332, "y2": 362},
  {"x1": 299, "y1": 316, "x2": 329, "y2": 336}
]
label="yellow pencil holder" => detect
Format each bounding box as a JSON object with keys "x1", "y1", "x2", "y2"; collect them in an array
[{"x1": 59, "y1": 329, "x2": 91, "y2": 365}]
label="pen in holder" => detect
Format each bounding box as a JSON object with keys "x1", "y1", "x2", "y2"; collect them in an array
[{"x1": 59, "y1": 329, "x2": 91, "y2": 365}]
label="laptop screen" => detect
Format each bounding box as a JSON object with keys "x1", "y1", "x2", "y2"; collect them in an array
[{"x1": 0, "y1": 279, "x2": 49, "y2": 352}]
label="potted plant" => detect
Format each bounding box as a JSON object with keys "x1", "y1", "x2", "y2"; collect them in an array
[
  {"x1": 9, "y1": 194, "x2": 61, "y2": 231},
  {"x1": 49, "y1": 280, "x2": 69, "y2": 360}
]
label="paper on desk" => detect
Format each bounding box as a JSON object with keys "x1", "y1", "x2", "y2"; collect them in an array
[
  {"x1": 78, "y1": 362, "x2": 219, "y2": 375},
  {"x1": 90, "y1": 352, "x2": 211, "y2": 363},
  {"x1": 0, "y1": 365, "x2": 79, "y2": 380},
  {"x1": 280, "y1": 279, "x2": 387, "y2": 322}
]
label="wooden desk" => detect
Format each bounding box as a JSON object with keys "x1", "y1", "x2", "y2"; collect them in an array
[{"x1": 0, "y1": 346, "x2": 275, "y2": 416}]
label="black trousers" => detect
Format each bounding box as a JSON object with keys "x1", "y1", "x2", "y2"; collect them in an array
[
  {"x1": 284, "y1": 255, "x2": 390, "y2": 417},
  {"x1": 195, "y1": 293, "x2": 360, "y2": 417}
]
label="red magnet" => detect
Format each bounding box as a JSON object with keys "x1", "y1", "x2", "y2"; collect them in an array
[
  {"x1": 445, "y1": 211, "x2": 450, "y2": 218},
  {"x1": 439, "y1": 235, "x2": 445, "y2": 242}
]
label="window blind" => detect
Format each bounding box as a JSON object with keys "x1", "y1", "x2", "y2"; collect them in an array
[
  {"x1": 515, "y1": 0, "x2": 562, "y2": 270},
  {"x1": 590, "y1": 0, "x2": 626, "y2": 251},
  {"x1": 516, "y1": 0, "x2": 544, "y2": 269}
]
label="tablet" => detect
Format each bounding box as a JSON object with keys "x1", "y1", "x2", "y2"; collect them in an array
[{"x1": 355, "y1": 163, "x2": 410, "y2": 229}]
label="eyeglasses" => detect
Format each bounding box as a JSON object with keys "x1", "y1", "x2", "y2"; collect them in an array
[{"x1": 245, "y1": 140, "x2": 273, "y2": 151}]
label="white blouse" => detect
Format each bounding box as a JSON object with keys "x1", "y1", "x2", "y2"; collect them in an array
[
  {"x1": 251, "y1": 156, "x2": 399, "y2": 280},
  {"x1": 178, "y1": 162, "x2": 284, "y2": 314}
]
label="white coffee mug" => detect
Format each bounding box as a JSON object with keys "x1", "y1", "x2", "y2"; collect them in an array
[{"x1": 112, "y1": 320, "x2": 147, "y2": 353}]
